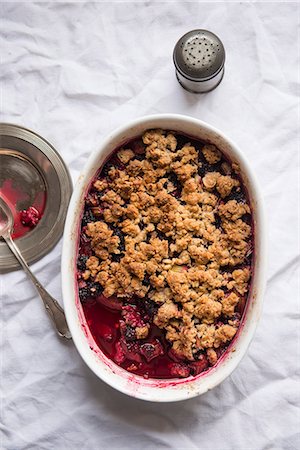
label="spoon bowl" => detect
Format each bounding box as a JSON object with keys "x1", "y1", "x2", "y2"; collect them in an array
[{"x1": 0, "y1": 196, "x2": 14, "y2": 237}]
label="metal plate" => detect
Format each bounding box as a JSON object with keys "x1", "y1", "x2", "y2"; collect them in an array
[{"x1": 0, "y1": 123, "x2": 72, "y2": 272}]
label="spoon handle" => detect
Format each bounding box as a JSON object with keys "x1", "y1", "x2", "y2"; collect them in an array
[{"x1": 4, "y1": 234, "x2": 72, "y2": 340}]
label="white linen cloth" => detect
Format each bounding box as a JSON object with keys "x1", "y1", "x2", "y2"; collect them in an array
[{"x1": 1, "y1": 2, "x2": 299, "y2": 449}]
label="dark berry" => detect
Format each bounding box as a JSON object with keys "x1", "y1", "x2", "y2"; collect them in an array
[
  {"x1": 198, "y1": 162, "x2": 211, "y2": 177},
  {"x1": 97, "y1": 190, "x2": 105, "y2": 201},
  {"x1": 131, "y1": 139, "x2": 145, "y2": 155},
  {"x1": 189, "y1": 354, "x2": 209, "y2": 375},
  {"x1": 168, "y1": 172, "x2": 181, "y2": 190},
  {"x1": 172, "y1": 188, "x2": 182, "y2": 199},
  {"x1": 79, "y1": 233, "x2": 92, "y2": 257},
  {"x1": 214, "y1": 213, "x2": 222, "y2": 229},
  {"x1": 242, "y1": 213, "x2": 252, "y2": 225},
  {"x1": 101, "y1": 162, "x2": 114, "y2": 178},
  {"x1": 124, "y1": 325, "x2": 136, "y2": 342},
  {"x1": 79, "y1": 282, "x2": 102, "y2": 303},
  {"x1": 140, "y1": 340, "x2": 164, "y2": 362},
  {"x1": 111, "y1": 253, "x2": 123, "y2": 262},
  {"x1": 236, "y1": 297, "x2": 246, "y2": 315},
  {"x1": 77, "y1": 255, "x2": 87, "y2": 271},
  {"x1": 142, "y1": 274, "x2": 150, "y2": 287},
  {"x1": 78, "y1": 286, "x2": 90, "y2": 302},
  {"x1": 89, "y1": 282, "x2": 103, "y2": 296},
  {"x1": 134, "y1": 153, "x2": 145, "y2": 161},
  {"x1": 231, "y1": 312, "x2": 241, "y2": 322},
  {"x1": 139, "y1": 221, "x2": 145, "y2": 230},
  {"x1": 110, "y1": 155, "x2": 125, "y2": 170},
  {"x1": 81, "y1": 209, "x2": 96, "y2": 226},
  {"x1": 175, "y1": 134, "x2": 189, "y2": 150},
  {"x1": 156, "y1": 230, "x2": 167, "y2": 241},
  {"x1": 193, "y1": 349, "x2": 206, "y2": 360},
  {"x1": 226, "y1": 187, "x2": 246, "y2": 203},
  {"x1": 143, "y1": 299, "x2": 157, "y2": 317},
  {"x1": 85, "y1": 192, "x2": 99, "y2": 207},
  {"x1": 120, "y1": 338, "x2": 143, "y2": 362},
  {"x1": 169, "y1": 363, "x2": 190, "y2": 378},
  {"x1": 111, "y1": 227, "x2": 125, "y2": 252}
]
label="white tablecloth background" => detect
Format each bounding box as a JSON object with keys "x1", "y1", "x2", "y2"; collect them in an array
[{"x1": 1, "y1": 2, "x2": 299, "y2": 449}]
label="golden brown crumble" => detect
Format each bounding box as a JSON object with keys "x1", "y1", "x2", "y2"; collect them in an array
[
  {"x1": 202, "y1": 144, "x2": 222, "y2": 164},
  {"x1": 81, "y1": 129, "x2": 253, "y2": 361}
]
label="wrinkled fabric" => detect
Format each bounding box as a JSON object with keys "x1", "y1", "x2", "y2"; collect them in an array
[{"x1": 0, "y1": 2, "x2": 299, "y2": 450}]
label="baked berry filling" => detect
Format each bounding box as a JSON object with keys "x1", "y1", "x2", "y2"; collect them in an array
[{"x1": 77, "y1": 130, "x2": 253, "y2": 379}]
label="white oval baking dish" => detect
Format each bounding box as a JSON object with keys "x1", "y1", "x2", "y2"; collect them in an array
[{"x1": 62, "y1": 114, "x2": 267, "y2": 402}]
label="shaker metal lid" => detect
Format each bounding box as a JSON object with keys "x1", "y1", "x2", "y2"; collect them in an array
[
  {"x1": 0, "y1": 123, "x2": 72, "y2": 272},
  {"x1": 173, "y1": 29, "x2": 225, "y2": 81}
]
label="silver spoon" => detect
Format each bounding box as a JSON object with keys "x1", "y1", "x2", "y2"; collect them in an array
[{"x1": 0, "y1": 196, "x2": 71, "y2": 339}]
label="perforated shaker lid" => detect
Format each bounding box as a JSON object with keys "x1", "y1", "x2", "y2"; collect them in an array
[{"x1": 173, "y1": 29, "x2": 225, "y2": 82}]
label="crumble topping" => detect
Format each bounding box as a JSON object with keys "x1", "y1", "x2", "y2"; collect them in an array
[{"x1": 78, "y1": 129, "x2": 253, "y2": 370}]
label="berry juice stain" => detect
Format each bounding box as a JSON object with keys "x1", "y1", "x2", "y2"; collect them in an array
[{"x1": 0, "y1": 179, "x2": 46, "y2": 239}]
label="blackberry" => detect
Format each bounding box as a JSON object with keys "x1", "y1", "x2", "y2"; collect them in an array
[
  {"x1": 198, "y1": 160, "x2": 223, "y2": 177},
  {"x1": 194, "y1": 349, "x2": 206, "y2": 360},
  {"x1": 81, "y1": 209, "x2": 96, "y2": 226},
  {"x1": 97, "y1": 190, "x2": 105, "y2": 201},
  {"x1": 226, "y1": 187, "x2": 246, "y2": 203},
  {"x1": 156, "y1": 230, "x2": 167, "y2": 241},
  {"x1": 111, "y1": 253, "x2": 123, "y2": 262},
  {"x1": 134, "y1": 153, "x2": 145, "y2": 161},
  {"x1": 124, "y1": 325, "x2": 136, "y2": 342},
  {"x1": 242, "y1": 213, "x2": 252, "y2": 225},
  {"x1": 79, "y1": 286, "x2": 90, "y2": 302},
  {"x1": 175, "y1": 134, "x2": 189, "y2": 150},
  {"x1": 77, "y1": 255, "x2": 88, "y2": 271},
  {"x1": 143, "y1": 299, "x2": 157, "y2": 317},
  {"x1": 101, "y1": 162, "x2": 114, "y2": 178},
  {"x1": 168, "y1": 172, "x2": 181, "y2": 190},
  {"x1": 198, "y1": 162, "x2": 211, "y2": 177},
  {"x1": 131, "y1": 139, "x2": 145, "y2": 155},
  {"x1": 79, "y1": 282, "x2": 102, "y2": 303},
  {"x1": 214, "y1": 213, "x2": 222, "y2": 229},
  {"x1": 142, "y1": 274, "x2": 150, "y2": 287},
  {"x1": 111, "y1": 226, "x2": 125, "y2": 251},
  {"x1": 89, "y1": 281, "x2": 103, "y2": 296},
  {"x1": 79, "y1": 234, "x2": 92, "y2": 257},
  {"x1": 189, "y1": 354, "x2": 209, "y2": 375},
  {"x1": 110, "y1": 155, "x2": 125, "y2": 170},
  {"x1": 140, "y1": 340, "x2": 164, "y2": 362}
]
